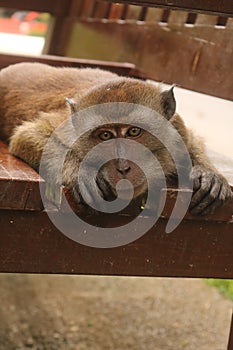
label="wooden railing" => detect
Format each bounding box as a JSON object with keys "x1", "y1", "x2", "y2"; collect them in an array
[{"x1": 0, "y1": 0, "x2": 232, "y2": 99}]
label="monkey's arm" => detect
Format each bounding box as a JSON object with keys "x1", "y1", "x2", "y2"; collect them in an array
[
  {"x1": 9, "y1": 108, "x2": 69, "y2": 169},
  {"x1": 186, "y1": 129, "x2": 232, "y2": 215},
  {"x1": 9, "y1": 118, "x2": 52, "y2": 170},
  {"x1": 9, "y1": 110, "x2": 75, "y2": 206}
]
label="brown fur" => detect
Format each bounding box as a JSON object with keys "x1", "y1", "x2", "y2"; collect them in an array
[{"x1": 0, "y1": 62, "x2": 231, "y2": 214}]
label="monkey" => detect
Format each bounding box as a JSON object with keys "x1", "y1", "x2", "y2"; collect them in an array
[{"x1": 0, "y1": 62, "x2": 232, "y2": 216}]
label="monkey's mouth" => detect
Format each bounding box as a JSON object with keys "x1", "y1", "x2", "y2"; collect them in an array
[{"x1": 97, "y1": 176, "x2": 146, "y2": 202}]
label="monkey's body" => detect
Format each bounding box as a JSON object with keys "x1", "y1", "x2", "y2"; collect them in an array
[
  {"x1": 0, "y1": 62, "x2": 231, "y2": 214},
  {"x1": 0, "y1": 63, "x2": 117, "y2": 140}
]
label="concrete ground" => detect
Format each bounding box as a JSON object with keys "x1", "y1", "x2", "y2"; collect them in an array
[{"x1": 0, "y1": 274, "x2": 232, "y2": 350}]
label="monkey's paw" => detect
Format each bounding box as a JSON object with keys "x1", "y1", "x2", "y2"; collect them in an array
[{"x1": 189, "y1": 165, "x2": 233, "y2": 215}]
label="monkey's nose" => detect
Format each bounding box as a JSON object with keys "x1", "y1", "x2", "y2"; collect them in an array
[
  {"x1": 117, "y1": 166, "x2": 131, "y2": 176},
  {"x1": 116, "y1": 159, "x2": 131, "y2": 176},
  {"x1": 117, "y1": 167, "x2": 131, "y2": 176}
]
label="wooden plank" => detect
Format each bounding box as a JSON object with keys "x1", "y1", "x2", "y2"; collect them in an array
[
  {"x1": 0, "y1": 53, "x2": 140, "y2": 77},
  {"x1": 0, "y1": 142, "x2": 43, "y2": 211},
  {"x1": 0, "y1": 208, "x2": 232, "y2": 277},
  {"x1": 91, "y1": 1, "x2": 112, "y2": 19},
  {"x1": 2, "y1": 0, "x2": 232, "y2": 18},
  {"x1": 1, "y1": 140, "x2": 232, "y2": 217},
  {"x1": 105, "y1": 0, "x2": 233, "y2": 17}
]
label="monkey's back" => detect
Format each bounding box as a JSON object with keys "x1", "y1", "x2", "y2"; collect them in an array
[{"x1": 0, "y1": 62, "x2": 118, "y2": 140}]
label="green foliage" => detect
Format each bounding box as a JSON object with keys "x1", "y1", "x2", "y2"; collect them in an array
[{"x1": 206, "y1": 279, "x2": 233, "y2": 301}]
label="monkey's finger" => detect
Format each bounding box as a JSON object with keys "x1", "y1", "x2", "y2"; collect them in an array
[
  {"x1": 189, "y1": 173, "x2": 213, "y2": 211},
  {"x1": 218, "y1": 180, "x2": 233, "y2": 201},
  {"x1": 190, "y1": 177, "x2": 221, "y2": 215},
  {"x1": 190, "y1": 168, "x2": 202, "y2": 191},
  {"x1": 199, "y1": 181, "x2": 232, "y2": 215},
  {"x1": 72, "y1": 187, "x2": 83, "y2": 204}
]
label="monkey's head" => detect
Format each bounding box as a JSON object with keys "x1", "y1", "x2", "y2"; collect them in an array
[{"x1": 63, "y1": 79, "x2": 179, "y2": 208}]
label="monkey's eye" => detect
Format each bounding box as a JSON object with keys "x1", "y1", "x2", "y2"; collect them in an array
[
  {"x1": 98, "y1": 130, "x2": 114, "y2": 141},
  {"x1": 127, "y1": 127, "x2": 142, "y2": 138}
]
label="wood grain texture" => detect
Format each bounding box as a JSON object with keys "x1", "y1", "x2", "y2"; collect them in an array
[
  {"x1": 0, "y1": 209, "x2": 232, "y2": 278},
  {"x1": 0, "y1": 53, "x2": 140, "y2": 78},
  {"x1": 105, "y1": 0, "x2": 233, "y2": 16},
  {"x1": 1, "y1": 140, "x2": 232, "y2": 218},
  {"x1": 0, "y1": 141, "x2": 43, "y2": 211}
]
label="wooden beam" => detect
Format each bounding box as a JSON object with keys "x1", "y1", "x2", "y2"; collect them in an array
[
  {"x1": 105, "y1": 0, "x2": 233, "y2": 17},
  {"x1": 0, "y1": 140, "x2": 232, "y2": 277},
  {"x1": 0, "y1": 53, "x2": 141, "y2": 78},
  {"x1": 0, "y1": 208, "x2": 232, "y2": 277}
]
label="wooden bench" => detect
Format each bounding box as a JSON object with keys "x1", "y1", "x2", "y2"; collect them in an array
[{"x1": 0, "y1": 0, "x2": 233, "y2": 348}]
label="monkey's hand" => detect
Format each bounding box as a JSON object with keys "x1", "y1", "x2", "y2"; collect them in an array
[
  {"x1": 72, "y1": 175, "x2": 110, "y2": 213},
  {"x1": 189, "y1": 165, "x2": 232, "y2": 215}
]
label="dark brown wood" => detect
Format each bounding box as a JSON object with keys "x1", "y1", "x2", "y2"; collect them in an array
[
  {"x1": 68, "y1": 20, "x2": 233, "y2": 100},
  {"x1": 160, "y1": 9, "x2": 170, "y2": 22},
  {"x1": 0, "y1": 208, "x2": 232, "y2": 277},
  {"x1": 186, "y1": 12, "x2": 197, "y2": 24},
  {"x1": 91, "y1": 1, "x2": 112, "y2": 19},
  {"x1": 1, "y1": 140, "x2": 232, "y2": 219},
  {"x1": 0, "y1": 140, "x2": 232, "y2": 276},
  {"x1": 216, "y1": 16, "x2": 228, "y2": 26},
  {"x1": 0, "y1": 53, "x2": 141, "y2": 78},
  {"x1": 105, "y1": 0, "x2": 233, "y2": 17},
  {"x1": 0, "y1": 142, "x2": 43, "y2": 211},
  {"x1": 228, "y1": 314, "x2": 233, "y2": 350},
  {"x1": 3, "y1": 0, "x2": 232, "y2": 17}
]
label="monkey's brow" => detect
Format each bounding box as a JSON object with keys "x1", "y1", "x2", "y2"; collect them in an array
[{"x1": 93, "y1": 123, "x2": 140, "y2": 129}]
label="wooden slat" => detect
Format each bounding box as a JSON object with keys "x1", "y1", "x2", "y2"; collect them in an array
[
  {"x1": 78, "y1": 0, "x2": 96, "y2": 18},
  {"x1": 0, "y1": 53, "x2": 141, "y2": 78},
  {"x1": 0, "y1": 142, "x2": 43, "y2": 211},
  {"x1": 105, "y1": 0, "x2": 233, "y2": 17},
  {"x1": 216, "y1": 16, "x2": 228, "y2": 27},
  {"x1": 121, "y1": 4, "x2": 142, "y2": 20},
  {"x1": 186, "y1": 12, "x2": 197, "y2": 24},
  {"x1": 91, "y1": 1, "x2": 112, "y2": 19},
  {"x1": 2, "y1": 0, "x2": 232, "y2": 18},
  {"x1": 0, "y1": 208, "x2": 232, "y2": 277},
  {"x1": 145, "y1": 7, "x2": 163, "y2": 22},
  {"x1": 0, "y1": 140, "x2": 232, "y2": 277}
]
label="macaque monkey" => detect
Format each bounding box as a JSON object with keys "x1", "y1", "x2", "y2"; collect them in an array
[{"x1": 0, "y1": 62, "x2": 231, "y2": 215}]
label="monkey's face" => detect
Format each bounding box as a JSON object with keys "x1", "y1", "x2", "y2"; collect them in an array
[
  {"x1": 75, "y1": 122, "x2": 173, "y2": 205},
  {"x1": 66, "y1": 78, "x2": 178, "y2": 207},
  {"x1": 91, "y1": 124, "x2": 147, "y2": 200}
]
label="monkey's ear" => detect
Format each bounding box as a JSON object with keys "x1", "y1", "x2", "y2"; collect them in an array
[
  {"x1": 160, "y1": 85, "x2": 176, "y2": 119},
  {"x1": 65, "y1": 97, "x2": 78, "y2": 114}
]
